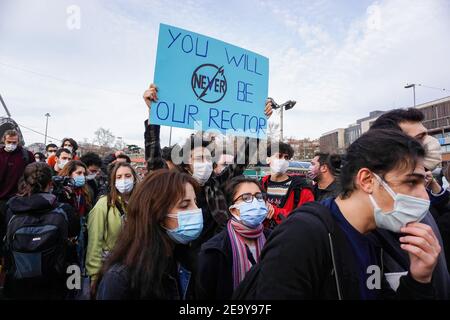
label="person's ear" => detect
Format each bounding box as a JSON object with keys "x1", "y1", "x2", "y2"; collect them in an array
[
  {"x1": 229, "y1": 206, "x2": 239, "y2": 217},
  {"x1": 356, "y1": 168, "x2": 375, "y2": 193}
]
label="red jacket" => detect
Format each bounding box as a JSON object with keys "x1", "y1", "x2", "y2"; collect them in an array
[
  {"x1": 0, "y1": 146, "x2": 35, "y2": 200},
  {"x1": 261, "y1": 175, "x2": 314, "y2": 225}
]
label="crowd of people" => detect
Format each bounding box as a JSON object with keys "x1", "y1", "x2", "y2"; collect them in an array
[{"x1": 0, "y1": 84, "x2": 449, "y2": 300}]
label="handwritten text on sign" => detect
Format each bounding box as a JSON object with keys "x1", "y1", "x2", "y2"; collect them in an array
[{"x1": 151, "y1": 24, "x2": 269, "y2": 138}]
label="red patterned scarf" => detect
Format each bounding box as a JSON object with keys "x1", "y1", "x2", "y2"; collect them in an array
[{"x1": 227, "y1": 219, "x2": 266, "y2": 289}]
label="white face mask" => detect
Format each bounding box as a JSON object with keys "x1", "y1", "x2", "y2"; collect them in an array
[
  {"x1": 369, "y1": 173, "x2": 430, "y2": 233},
  {"x1": 422, "y1": 135, "x2": 442, "y2": 171},
  {"x1": 86, "y1": 173, "x2": 97, "y2": 181},
  {"x1": 443, "y1": 176, "x2": 449, "y2": 191},
  {"x1": 58, "y1": 159, "x2": 69, "y2": 170},
  {"x1": 192, "y1": 161, "x2": 213, "y2": 185},
  {"x1": 4, "y1": 143, "x2": 18, "y2": 152},
  {"x1": 115, "y1": 178, "x2": 134, "y2": 194},
  {"x1": 270, "y1": 158, "x2": 289, "y2": 175},
  {"x1": 64, "y1": 146, "x2": 73, "y2": 153}
]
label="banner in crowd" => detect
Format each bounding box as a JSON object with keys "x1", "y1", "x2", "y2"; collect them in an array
[{"x1": 151, "y1": 23, "x2": 269, "y2": 139}]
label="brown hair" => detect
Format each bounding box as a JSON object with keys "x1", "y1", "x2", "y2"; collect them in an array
[
  {"x1": 17, "y1": 162, "x2": 53, "y2": 196},
  {"x1": 106, "y1": 162, "x2": 139, "y2": 209},
  {"x1": 58, "y1": 160, "x2": 92, "y2": 207},
  {"x1": 96, "y1": 169, "x2": 199, "y2": 299}
]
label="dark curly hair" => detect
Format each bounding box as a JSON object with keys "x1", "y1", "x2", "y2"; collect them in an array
[{"x1": 17, "y1": 162, "x2": 53, "y2": 196}]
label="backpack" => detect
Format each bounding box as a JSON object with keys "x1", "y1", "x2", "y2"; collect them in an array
[{"x1": 4, "y1": 204, "x2": 69, "y2": 281}]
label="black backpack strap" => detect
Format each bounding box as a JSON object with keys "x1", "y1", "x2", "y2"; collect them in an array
[
  {"x1": 292, "y1": 187, "x2": 302, "y2": 208},
  {"x1": 115, "y1": 201, "x2": 126, "y2": 217},
  {"x1": 103, "y1": 202, "x2": 125, "y2": 243}
]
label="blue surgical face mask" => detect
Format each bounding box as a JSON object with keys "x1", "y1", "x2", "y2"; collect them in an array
[
  {"x1": 164, "y1": 209, "x2": 203, "y2": 244},
  {"x1": 73, "y1": 175, "x2": 86, "y2": 187},
  {"x1": 230, "y1": 198, "x2": 268, "y2": 229}
]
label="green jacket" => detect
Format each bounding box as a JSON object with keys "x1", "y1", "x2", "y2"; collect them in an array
[{"x1": 86, "y1": 196, "x2": 126, "y2": 280}]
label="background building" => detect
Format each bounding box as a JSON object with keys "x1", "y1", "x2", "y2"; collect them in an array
[
  {"x1": 319, "y1": 128, "x2": 345, "y2": 154},
  {"x1": 419, "y1": 96, "x2": 450, "y2": 164},
  {"x1": 285, "y1": 137, "x2": 320, "y2": 160},
  {"x1": 319, "y1": 96, "x2": 450, "y2": 165}
]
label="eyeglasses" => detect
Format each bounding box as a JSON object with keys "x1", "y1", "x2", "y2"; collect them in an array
[{"x1": 233, "y1": 192, "x2": 265, "y2": 204}]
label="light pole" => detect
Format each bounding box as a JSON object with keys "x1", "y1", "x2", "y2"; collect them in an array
[
  {"x1": 405, "y1": 83, "x2": 416, "y2": 107},
  {"x1": 117, "y1": 136, "x2": 123, "y2": 150},
  {"x1": 44, "y1": 113, "x2": 50, "y2": 145},
  {"x1": 169, "y1": 127, "x2": 173, "y2": 147},
  {"x1": 268, "y1": 98, "x2": 296, "y2": 141}
]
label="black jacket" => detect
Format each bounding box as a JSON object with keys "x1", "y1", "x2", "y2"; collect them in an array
[
  {"x1": 197, "y1": 228, "x2": 271, "y2": 300},
  {"x1": 429, "y1": 192, "x2": 450, "y2": 272},
  {"x1": 313, "y1": 178, "x2": 341, "y2": 202},
  {"x1": 244, "y1": 201, "x2": 435, "y2": 300},
  {"x1": 97, "y1": 258, "x2": 195, "y2": 300},
  {"x1": 367, "y1": 211, "x2": 450, "y2": 299}
]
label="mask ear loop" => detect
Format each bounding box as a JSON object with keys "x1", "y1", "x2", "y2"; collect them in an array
[
  {"x1": 162, "y1": 213, "x2": 180, "y2": 232},
  {"x1": 372, "y1": 173, "x2": 397, "y2": 200},
  {"x1": 228, "y1": 204, "x2": 242, "y2": 221}
]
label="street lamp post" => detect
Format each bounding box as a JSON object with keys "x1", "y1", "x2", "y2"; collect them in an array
[
  {"x1": 44, "y1": 113, "x2": 50, "y2": 145},
  {"x1": 169, "y1": 127, "x2": 173, "y2": 147},
  {"x1": 268, "y1": 98, "x2": 296, "y2": 141},
  {"x1": 405, "y1": 83, "x2": 416, "y2": 107}
]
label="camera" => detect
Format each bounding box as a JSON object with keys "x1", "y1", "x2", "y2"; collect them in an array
[{"x1": 51, "y1": 176, "x2": 75, "y2": 196}]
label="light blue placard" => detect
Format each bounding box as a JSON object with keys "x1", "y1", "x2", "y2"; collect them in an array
[{"x1": 151, "y1": 23, "x2": 269, "y2": 139}]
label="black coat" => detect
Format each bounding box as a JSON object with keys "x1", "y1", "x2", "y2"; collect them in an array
[
  {"x1": 196, "y1": 227, "x2": 270, "y2": 300},
  {"x1": 243, "y1": 202, "x2": 435, "y2": 300},
  {"x1": 367, "y1": 212, "x2": 450, "y2": 299},
  {"x1": 96, "y1": 261, "x2": 195, "y2": 300}
]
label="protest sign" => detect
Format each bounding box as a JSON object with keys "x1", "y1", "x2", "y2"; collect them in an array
[{"x1": 151, "y1": 23, "x2": 269, "y2": 139}]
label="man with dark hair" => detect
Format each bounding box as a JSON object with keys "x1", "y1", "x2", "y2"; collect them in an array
[
  {"x1": 81, "y1": 152, "x2": 107, "y2": 202},
  {"x1": 53, "y1": 148, "x2": 72, "y2": 176},
  {"x1": 308, "y1": 152, "x2": 342, "y2": 201},
  {"x1": 237, "y1": 129, "x2": 440, "y2": 300},
  {"x1": 45, "y1": 143, "x2": 58, "y2": 159},
  {"x1": 260, "y1": 141, "x2": 314, "y2": 227},
  {"x1": 367, "y1": 107, "x2": 450, "y2": 299},
  {"x1": 370, "y1": 108, "x2": 425, "y2": 134},
  {"x1": 371, "y1": 108, "x2": 443, "y2": 173}
]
